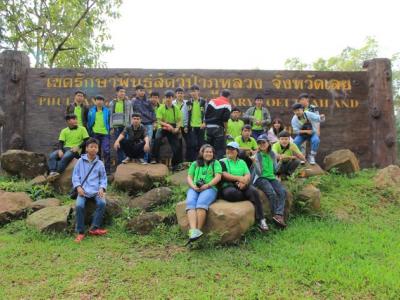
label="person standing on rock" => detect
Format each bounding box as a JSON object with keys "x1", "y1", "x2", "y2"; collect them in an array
[
  {"x1": 252, "y1": 134, "x2": 287, "y2": 228},
  {"x1": 47, "y1": 114, "x2": 89, "y2": 180},
  {"x1": 185, "y1": 144, "x2": 222, "y2": 242},
  {"x1": 204, "y1": 89, "x2": 232, "y2": 159},
  {"x1": 72, "y1": 138, "x2": 108, "y2": 243},
  {"x1": 243, "y1": 95, "x2": 271, "y2": 139},
  {"x1": 220, "y1": 141, "x2": 269, "y2": 231},
  {"x1": 66, "y1": 90, "x2": 89, "y2": 128}
]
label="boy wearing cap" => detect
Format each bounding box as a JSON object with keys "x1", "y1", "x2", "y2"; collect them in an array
[
  {"x1": 244, "y1": 95, "x2": 271, "y2": 139},
  {"x1": 253, "y1": 134, "x2": 287, "y2": 228},
  {"x1": 66, "y1": 90, "x2": 89, "y2": 128},
  {"x1": 291, "y1": 103, "x2": 321, "y2": 165},
  {"x1": 182, "y1": 84, "x2": 207, "y2": 162},
  {"x1": 87, "y1": 95, "x2": 111, "y2": 173},
  {"x1": 226, "y1": 107, "x2": 244, "y2": 143},
  {"x1": 151, "y1": 90, "x2": 183, "y2": 171},
  {"x1": 48, "y1": 114, "x2": 89, "y2": 178},
  {"x1": 113, "y1": 113, "x2": 150, "y2": 164},
  {"x1": 272, "y1": 130, "x2": 305, "y2": 178},
  {"x1": 109, "y1": 86, "x2": 132, "y2": 164}
]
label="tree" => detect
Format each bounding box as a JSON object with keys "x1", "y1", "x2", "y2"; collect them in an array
[{"x1": 0, "y1": 0, "x2": 122, "y2": 68}]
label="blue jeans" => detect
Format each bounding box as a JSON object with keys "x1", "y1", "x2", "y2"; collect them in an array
[
  {"x1": 186, "y1": 187, "x2": 218, "y2": 210},
  {"x1": 143, "y1": 124, "x2": 153, "y2": 162},
  {"x1": 75, "y1": 195, "x2": 106, "y2": 233},
  {"x1": 113, "y1": 127, "x2": 125, "y2": 164},
  {"x1": 254, "y1": 177, "x2": 286, "y2": 215},
  {"x1": 294, "y1": 133, "x2": 320, "y2": 154},
  {"x1": 48, "y1": 148, "x2": 78, "y2": 173},
  {"x1": 92, "y1": 133, "x2": 111, "y2": 173}
]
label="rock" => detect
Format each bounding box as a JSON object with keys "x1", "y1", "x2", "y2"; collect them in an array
[
  {"x1": 257, "y1": 188, "x2": 293, "y2": 220},
  {"x1": 0, "y1": 191, "x2": 33, "y2": 225},
  {"x1": 128, "y1": 187, "x2": 172, "y2": 211},
  {"x1": 298, "y1": 163, "x2": 326, "y2": 178},
  {"x1": 297, "y1": 184, "x2": 321, "y2": 212},
  {"x1": 169, "y1": 170, "x2": 187, "y2": 186},
  {"x1": 113, "y1": 163, "x2": 169, "y2": 192},
  {"x1": 126, "y1": 212, "x2": 169, "y2": 234},
  {"x1": 51, "y1": 158, "x2": 78, "y2": 194},
  {"x1": 29, "y1": 175, "x2": 48, "y2": 186},
  {"x1": 176, "y1": 200, "x2": 255, "y2": 244},
  {"x1": 374, "y1": 165, "x2": 400, "y2": 191},
  {"x1": 323, "y1": 149, "x2": 360, "y2": 174},
  {"x1": 27, "y1": 205, "x2": 71, "y2": 232},
  {"x1": 0, "y1": 150, "x2": 47, "y2": 179},
  {"x1": 29, "y1": 198, "x2": 61, "y2": 212}
]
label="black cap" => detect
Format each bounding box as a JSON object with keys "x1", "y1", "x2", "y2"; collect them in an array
[
  {"x1": 257, "y1": 134, "x2": 269, "y2": 143},
  {"x1": 164, "y1": 90, "x2": 175, "y2": 98},
  {"x1": 190, "y1": 84, "x2": 200, "y2": 91},
  {"x1": 292, "y1": 103, "x2": 304, "y2": 110},
  {"x1": 65, "y1": 114, "x2": 77, "y2": 121},
  {"x1": 95, "y1": 95, "x2": 105, "y2": 101},
  {"x1": 175, "y1": 87, "x2": 184, "y2": 93},
  {"x1": 298, "y1": 93, "x2": 309, "y2": 100},
  {"x1": 135, "y1": 84, "x2": 145, "y2": 90}
]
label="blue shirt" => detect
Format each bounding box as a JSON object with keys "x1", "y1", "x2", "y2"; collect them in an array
[{"x1": 291, "y1": 111, "x2": 321, "y2": 135}]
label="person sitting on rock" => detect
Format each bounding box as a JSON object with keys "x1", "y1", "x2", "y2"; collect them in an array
[
  {"x1": 272, "y1": 130, "x2": 305, "y2": 178},
  {"x1": 72, "y1": 138, "x2": 108, "y2": 243},
  {"x1": 267, "y1": 118, "x2": 292, "y2": 144},
  {"x1": 252, "y1": 134, "x2": 287, "y2": 228},
  {"x1": 291, "y1": 103, "x2": 321, "y2": 165},
  {"x1": 185, "y1": 144, "x2": 222, "y2": 243},
  {"x1": 47, "y1": 114, "x2": 89, "y2": 179},
  {"x1": 113, "y1": 113, "x2": 150, "y2": 164},
  {"x1": 243, "y1": 94, "x2": 271, "y2": 139},
  {"x1": 226, "y1": 107, "x2": 244, "y2": 143},
  {"x1": 235, "y1": 124, "x2": 258, "y2": 168},
  {"x1": 220, "y1": 141, "x2": 268, "y2": 231}
]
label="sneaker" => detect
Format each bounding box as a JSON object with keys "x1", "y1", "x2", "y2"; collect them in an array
[
  {"x1": 150, "y1": 160, "x2": 157, "y2": 164},
  {"x1": 88, "y1": 228, "x2": 108, "y2": 236},
  {"x1": 188, "y1": 228, "x2": 203, "y2": 241},
  {"x1": 258, "y1": 219, "x2": 269, "y2": 232},
  {"x1": 74, "y1": 234, "x2": 85, "y2": 243},
  {"x1": 300, "y1": 160, "x2": 306, "y2": 165},
  {"x1": 47, "y1": 172, "x2": 60, "y2": 182},
  {"x1": 272, "y1": 215, "x2": 287, "y2": 228},
  {"x1": 138, "y1": 158, "x2": 148, "y2": 165},
  {"x1": 122, "y1": 157, "x2": 131, "y2": 164},
  {"x1": 308, "y1": 155, "x2": 316, "y2": 165}
]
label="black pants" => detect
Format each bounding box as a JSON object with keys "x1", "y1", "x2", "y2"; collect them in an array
[
  {"x1": 277, "y1": 159, "x2": 301, "y2": 177},
  {"x1": 221, "y1": 185, "x2": 264, "y2": 221},
  {"x1": 120, "y1": 139, "x2": 145, "y2": 159},
  {"x1": 186, "y1": 127, "x2": 205, "y2": 162},
  {"x1": 151, "y1": 129, "x2": 182, "y2": 167},
  {"x1": 205, "y1": 126, "x2": 225, "y2": 160}
]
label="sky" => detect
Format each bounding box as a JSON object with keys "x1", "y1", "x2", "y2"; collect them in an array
[{"x1": 103, "y1": 0, "x2": 400, "y2": 70}]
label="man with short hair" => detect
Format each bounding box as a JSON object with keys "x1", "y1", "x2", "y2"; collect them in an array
[
  {"x1": 48, "y1": 114, "x2": 89, "y2": 178},
  {"x1": 226, "y1": 107, "x2": 244, "y2": 143},
  {"x1": 235, "y1": 124, "x2": 258, "y2": 168},
  {"x1": 113, "y1": 113, "x2": 150, "y2": 164},
  {"x1": 243, "y1": 94, "x2": 271, "y2": 139},
  {"x1": 204, "y1": 89, "x2": 232, "y2": 159},
  {"x1": 87, "y1": 95, "x2": 111, "y2": 173},
  {"x1": 66, "y1": 90, "x2": 89, "y2": 128},
  {"x1": 109, "y1": 86, "x2": 132, "y2": 164}
]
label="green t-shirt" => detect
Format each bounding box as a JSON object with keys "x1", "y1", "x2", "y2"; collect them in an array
[
  {"x1": 252, "y1": 108, "x2": 263, "y2": 130},
  {"x1": 73, "y1": 106, "x2": 83, "y2": 127},
  {"x1": 115, "y1": 100, "x2": 124, "y2": 113},
  {"x1": 59, "y1": 126, "x2": 89, "y2": 148},
  {"x1": 220, "y1": 158, "x2": 249, "y2": 188},
  {"x1": 272, "y1": 142, "x2": 301, "y2": 157},
  {"x1": 260, "y1": 152, "x2": 275, "y2": 180},
  {"x1": 190, "y1": 100, "x2": 202, "y2": 128},
  {"x1": 188, "y1": 160, "x2": 222, "y2": 191},
  {"x1": 92, "y1": 111, "x2": 108, "y2": 135},
  {"x1": 235, "y1": 136, "x2": 258, "y2": 150},
  {"x1": 227, "y1": 119, "x2": 244, "y2": 141},
  {"x1": 157, "y1": 104, "x2": 182, "y2": 126}
]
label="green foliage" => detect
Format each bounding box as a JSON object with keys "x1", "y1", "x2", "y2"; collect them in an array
[
  {"x1": 0, "y1": 176, "x2": 54, "y2": 200},
  {"x1": 0, "y1": 0, "x2": 122, "y2": 67}
]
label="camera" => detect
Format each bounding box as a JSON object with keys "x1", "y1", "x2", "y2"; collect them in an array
[{"x1": 196, "y1": 179, "x2": 206, "y2": 188}]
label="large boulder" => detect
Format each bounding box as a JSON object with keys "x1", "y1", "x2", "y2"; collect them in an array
[
  {"x1": 27, "y1": 205, "x2": 71, "y2": 232},
  {"x1": 296, "y1": 184, "x2": 321, "y2": 212},
  {"x1": 374, "y1": 165, "x2": 400, "y2": 192},
  {"x1": 176, "y1": 200, "x2": 255, "y2": 244},
  {"x1": 126, "y1": 212, "x2": 169, "y2": 235},
  {"x1": 51, "y1": 158, "x2": 78, "y2": 194},
  {"x1": 113, "y1": 163, "x2": 169, "y2": 192},
  {"x1": 128, "y1": 187, "x2": 172, "y2": 211},
  {"x1": 169, "y1": 170, "x2": 187, "y2": 186},
  {"x1": 29, "y1": 198, "x2": 61, "y2": 212},
  {"x1": 298, "y1": 163, "x2": 326, "y2": 178},
  {"x1": 0, "y1": 150, "x2": 47, "y2": 179},
  {"x1": 257, "y1": 188, "x2": 293, "y2": 220},
  {"x1": 0, "y1": 191, "x2": 33, "y2": 225},
  {"x1": 323, "y1": 149, "x2": 360, "y2": 174}
]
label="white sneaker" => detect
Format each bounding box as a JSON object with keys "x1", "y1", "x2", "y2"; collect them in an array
[
  {"x1": 122, "y1": 157, "x2": 131, "y2": 164},
  {"x1": 308, "y1": 155, "x2": 316, "y2": 165},
  {"x1": 258, "y1": 219, "x2": 269, "y2": 232},
  {"x1": 139, "y1": 158, "x2": 147, "y2": 165}
]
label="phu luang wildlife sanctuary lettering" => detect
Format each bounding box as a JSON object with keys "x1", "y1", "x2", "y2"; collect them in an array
[{"x1": 0, "y1": 50, "x2": 397, "y2": 168}]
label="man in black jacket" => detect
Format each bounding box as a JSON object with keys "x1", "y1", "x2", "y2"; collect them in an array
[{"x1": 66, "y1": 90, "x2": 89, "y2": 128}]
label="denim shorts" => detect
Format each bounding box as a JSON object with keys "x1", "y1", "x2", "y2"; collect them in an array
[{"x1": 186, "y1": 187, "x2": 218, "y2": 210}]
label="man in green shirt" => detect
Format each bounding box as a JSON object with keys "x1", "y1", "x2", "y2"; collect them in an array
[
  {"x1": 253, "y1": 134, "x2": 287, "y2": 228},
  {"x1": 48, "y1": 114, "x2": 89, "y2": 178},
  {"x1": 243, "y1": 95, "x2": 271, "y2": 139},
  {"x1": 272, "y1": 130, "x2": 306, "y2": 178},
  {"x1": 151, "y1": 90, "x2": 183, "y2": 171},
  {"x1": 226, "y1": 107, "x2": 244, "y2": 143},
  {"x1": 235, "y1": 124, "x2": 258, "y2": 168},
  {"x1": 66, "y1": 90, "x2": 89, "y2": 128}
]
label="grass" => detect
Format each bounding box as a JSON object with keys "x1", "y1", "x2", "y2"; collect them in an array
[{"x1": 0, "y1": 170, "x2": 400, "y2": 299}]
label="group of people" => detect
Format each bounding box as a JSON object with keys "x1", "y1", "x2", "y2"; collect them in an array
[{"x1": 45, "y1": 83, "x2": 324, "y2": 243}]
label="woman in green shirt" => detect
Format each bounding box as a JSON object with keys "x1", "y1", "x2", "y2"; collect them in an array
[
  {"x1": 252, "y1": 134, "x2": 287, "y2": 228},
  {"x1": 186, "y1": 144, "x2": 222, "y2": 242}
]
